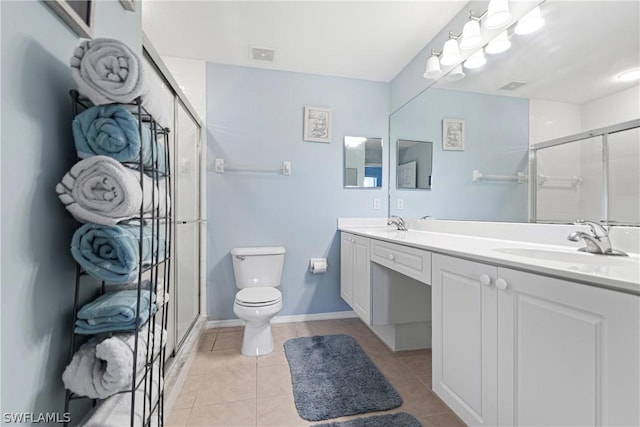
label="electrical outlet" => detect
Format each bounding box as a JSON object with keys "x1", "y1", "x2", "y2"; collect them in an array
[
  {"x1": 373, "y1": 198, "x2": 381, "y2": 210},
  {"x1": 397, "y1": 199, "x2": 404, "y2": 210}
]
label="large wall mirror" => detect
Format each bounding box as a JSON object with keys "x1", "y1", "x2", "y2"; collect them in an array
[
  {"x1": 389, "y1": 0, "x2": 639, "y2": 224},
  {"x1": 344, "y1": 136, "x2": 383, "y2": 188}
]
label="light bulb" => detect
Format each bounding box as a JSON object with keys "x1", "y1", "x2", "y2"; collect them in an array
[
  {"x1": 486, "y1": 31, "x2": 511, "y2": 54},
  {"x1": 464, "y1": 49, "x2": 487, "y2": 69},
  {"x1": 484, "y1": 0, "x2": 512, "y2": 29},
  {"x1": 446, "y1": 65, "x2": 466, "y2": 82},
  {"x1": 460, "y1": 19, "x2": 482, "y2": 50},
  {"x1": 441, "y1": 38, "x2": 461, "y2": 66},
  {"x1": 515, "y1": 6, "x2": 545, "y2": 35},
  {"x1": 423, "y1": 55, "x2": 442, "y2": 79}
]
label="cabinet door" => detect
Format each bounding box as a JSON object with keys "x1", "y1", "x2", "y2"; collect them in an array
[
  {"x1": 432, "y1": 254, "x2": 498, "y2": 427},
  {"x1": 351, "y1": 235, "x2": 371, "y2": 324},
  {"x1": 497, "y1": 268, "x2": 640, "y2": 427},
  {"x1": 340, "y1": 233, "x2": 354, "y2": 306}
]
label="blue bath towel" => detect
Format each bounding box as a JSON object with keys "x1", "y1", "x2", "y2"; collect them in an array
[
  {"x1": 74, "y1": 290, "x2": 157, "y2": 334},
  {"x1": 70, "y1": 221, "x2": 165, "y2": 284},
  {"x1": 72, "y1": 105, "x2": 167, "y2": 172},
  {"x1": 77, "y1": 290, "x2": 156, "y2": 325},
  {"x1": 75, "y1": 305, "x2": 157, "y2": 334}
]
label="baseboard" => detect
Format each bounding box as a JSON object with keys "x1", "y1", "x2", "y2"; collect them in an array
[{"x1": 206, "y1": 310, "x2": 358, "y2": 329}]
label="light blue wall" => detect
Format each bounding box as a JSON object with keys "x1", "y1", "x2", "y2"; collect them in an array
[
  {"x1": 206, "y1": 64, "x2": 389, "y2": 320},
  {"x1": 389, "y1": 87, "x2": 529, "y2": 221},
  {"x1": 1, "y1": 0, "x2": 141, "y2": 422}
]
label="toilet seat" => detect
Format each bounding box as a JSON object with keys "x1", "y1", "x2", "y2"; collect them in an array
[{"x1": 235, "y1": 287, "x2": 281, "y2": 307}]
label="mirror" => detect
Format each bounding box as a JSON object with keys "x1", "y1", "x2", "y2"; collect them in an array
[
  {"x1": 397, "y1": 140, "x2": 433, "y2": 189},
  {"x1": 344, "y1": 136, "x2": 383, "y2": 188},
  {"x1": 389, "y1": 1, "x2": 640, "y2": 223}
]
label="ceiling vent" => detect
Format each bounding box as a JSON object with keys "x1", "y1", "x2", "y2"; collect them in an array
[
  {"x1": 500, "y1": 81, "x2": 526, "y2": 91},
  {"x1": 250, "y1": 46, "x2": 276, "y2": 62}
]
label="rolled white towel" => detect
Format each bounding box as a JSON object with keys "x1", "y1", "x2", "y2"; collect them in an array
[
  {"x1": 56, "y1": 156, "x2": 168, "y2": 225},
  {"x1": 62, "y1": 325, "x2": 166, "y2": 399},
  {"x1": 70, "y1": 38, "x2": 170, "y2": 128},
  {"x1": 83, "y1": 363, "x2": 163, "y2": 427}
]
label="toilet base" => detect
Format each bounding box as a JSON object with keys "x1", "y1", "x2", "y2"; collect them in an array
[{"x1": 241, "y1": 320, "x2": 274, "y2": 356}]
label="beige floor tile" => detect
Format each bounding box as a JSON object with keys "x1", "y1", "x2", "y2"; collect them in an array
[
  {"x1": 257, "y1": 364, "x2": 293, "y2": 399},
  {"x1": 210, "y1": 325, "x2": 244, "y2": 333},
  {"x1": 213, "y1": 330, "x2": 244, "y2": 351},
  {"x1": 188, "y1": 399, "x2": 256, "y2": 426},
  {"x1": 173, "y1": 390, "x2": 197, "y2": 410},
  {"x1": 194, "y1": 368, "x2": 257, "y2": 407},
  {"x1": 273, "y1": 324, "x2": 299, "y2": 346},
  {"x1": 396, "y1": 379, "x2": 450, "y2": 417},
  {"x1": 257, "y1": 393, "x2": 307, "y2": 427},
  {"x1": 187, "y1": 354, "x2": 213, "y2": 376},
  {"x1": 180, "y1": 375, "x2": 202, "y2": 394},
  {"x1": 207, "y1": 348, "x2": 257, "y2": 373},
  {"x1": 419, "y1": 412, "x2": 467, "y2": 427},
  {"x1": 197, "y1": 332, "x2": 217, "y2": 353},
  {"x1": 257, "y1": 349, "x2": 288, "y2": 367},
  {"x1": 397, "y1": 349, "x2": 432, "y2": 376},
  {"x1": 164, "y1": 408, "x2": 191, "y2": 427}
]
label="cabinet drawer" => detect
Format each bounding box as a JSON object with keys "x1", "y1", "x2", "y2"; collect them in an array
[{"x1": 370, "y1": 239, "x2": 431, "y2": 284}]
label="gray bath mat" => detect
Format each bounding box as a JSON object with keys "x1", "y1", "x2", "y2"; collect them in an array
[
  {"x1": 314, "y1": 412, "x2": 421, "y2": 427},
  {"x1": 284, "y1": 334, "x2": 402, "y2": 421}
]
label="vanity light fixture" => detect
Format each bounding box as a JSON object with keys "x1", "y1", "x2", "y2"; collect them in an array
[
  {"x1": 446, "y1": 65, "x2": 466, "y2": 82},
  {"x1": 617, "y1": 68, "x2": 640, "y2": 82},
  {"x1": 423, "y1": 49, "x2": 443, "y2": 79},
  {"x1": 485, "y1": 30, "x2": 511, "y2": 54},
  {"x1": 514, "y1": 6, "x2": 545, "y2": 35},
  {"x1": 484, "y1": 0, "x2": 512, "y2": 29},
  {"x1": 459, "y1": 13, "x2": 483, "y2": 50},
  {"x1": 441, "y1": 33, "x2": 462, "y2": 66},
  {"x1": 464, "y1": 48, "x2": 487, "y2": 69}
]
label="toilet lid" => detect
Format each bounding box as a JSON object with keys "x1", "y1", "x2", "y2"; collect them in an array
[{"x1": 236, "y1": 287, "x2": 281, "y2": 306}]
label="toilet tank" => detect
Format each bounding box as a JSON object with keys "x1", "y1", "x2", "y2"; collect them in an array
[{"x1": 231, "y1": 246, "x2": 286, "y2": 288}]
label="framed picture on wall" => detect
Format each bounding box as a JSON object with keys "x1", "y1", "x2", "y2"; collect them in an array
[
  {"x1": 442, "y1": 118, "x2": 465, "y2": 151},
  {"x1": 303, "y1": 106, "x2": 332, "y2": 143},
  {"x1": 44, "y1": 0, "x2": 94, "y2": 38}
]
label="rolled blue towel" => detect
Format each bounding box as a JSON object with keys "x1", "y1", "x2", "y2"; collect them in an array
[
  {"x1": 71, "y1": 221, "x2": 165, "y2": 284},
  {"x1": 77, "y1": 290, "x2": 156, "y2": 325},
  {"x1": 72, "y1": 105, "x2": 167, "y2": 172}
]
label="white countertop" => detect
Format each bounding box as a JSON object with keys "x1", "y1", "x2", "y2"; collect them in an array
[{"x1": 339, "y1": 225, "x2": 640, "y2": 295}]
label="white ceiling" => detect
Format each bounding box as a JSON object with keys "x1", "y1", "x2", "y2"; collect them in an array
[{"x1": 142, "y1": 1, "x2": 467, "y2": 82}]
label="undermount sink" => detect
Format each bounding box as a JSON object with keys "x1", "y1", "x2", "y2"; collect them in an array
[{"x1": 493, "y1": 247, "x2": 635, "y2": 267}]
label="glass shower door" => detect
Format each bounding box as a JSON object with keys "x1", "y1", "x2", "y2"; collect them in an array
[{"x1": 174, "y1": 100, "x2": 201, "y2": 347}]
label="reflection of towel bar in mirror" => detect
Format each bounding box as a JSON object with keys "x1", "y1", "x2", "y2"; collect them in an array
[
  {"x1": 537, "y1": 174, "x2": 582, "y2": 187},
  {"x1": 472, "y1": 170, "x2": 527, "y2": 184},
  {"x1": 210, "y1": 158, "x2": 291, "y2": 175}
]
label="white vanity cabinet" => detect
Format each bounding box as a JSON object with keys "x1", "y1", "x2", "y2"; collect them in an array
[
  {"x1": 432, "y1": 253, "x2": 640, "y2": 427},
  {"x1": 432, "y1": 254, "x2": 498, "y2": 426},
  {"x1": 340, "y1": 232, "x2": 371, "y2": 324}
]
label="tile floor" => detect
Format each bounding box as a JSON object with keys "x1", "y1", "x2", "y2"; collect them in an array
[{"x1": 165, "y1": 318, "x2": 466, "y2": 427}]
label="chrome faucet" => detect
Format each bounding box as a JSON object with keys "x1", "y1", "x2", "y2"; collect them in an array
[
  {"x1": 567, "y1": 220, "x2": 628, "y2": 256},
  {"x1": 387, "y1": 215, "x2": 407, "y2": 231}
]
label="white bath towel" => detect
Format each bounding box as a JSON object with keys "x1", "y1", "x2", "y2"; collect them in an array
[
  {"x1": 56, "y1": 156, "x2": 168, "y2": 225},
  {"x1": 70, "y1": 38, "x2": 170, "y2": 128},
  {"x1": 62, "y1": 325, "x2": 166, "y2": 399},
  {"x1": 83, "y1": 363, "x2": 162, "y2": 427}
]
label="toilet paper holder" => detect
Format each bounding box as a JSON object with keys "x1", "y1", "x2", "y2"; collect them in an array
[{"x1": 309, "y1": 258, "x2": 328, "y2": 274}]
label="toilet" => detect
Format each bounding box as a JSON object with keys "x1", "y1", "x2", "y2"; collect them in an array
[{"x1": 231, "y1": 246, "x2": 285, "y2": 356}]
